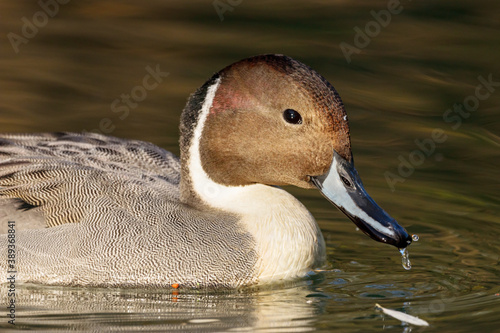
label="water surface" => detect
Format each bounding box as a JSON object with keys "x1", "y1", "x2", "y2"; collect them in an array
[{"x1": 0, "y1": 0, "x2": 499, "y2": 331}]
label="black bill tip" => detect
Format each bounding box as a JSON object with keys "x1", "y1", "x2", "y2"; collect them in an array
[{"x1": 311, "y1": 151, "x2": 412, "y2": 249}]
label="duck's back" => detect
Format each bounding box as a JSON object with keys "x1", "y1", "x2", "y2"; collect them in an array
[
  {"x1": 0, "y1": 132, "x2": 181, "y2": 231},
  {"x1": 0, "y1": 132, "x2": 258, "y2": 288}
]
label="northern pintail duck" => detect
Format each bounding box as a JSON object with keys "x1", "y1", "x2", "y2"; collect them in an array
[{"x1": 0, "y1": 55, "x2": 412, "y2": 288}]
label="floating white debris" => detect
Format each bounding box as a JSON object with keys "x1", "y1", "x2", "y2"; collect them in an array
[
  {"x1": 375, "y1": 303, "x2": 429, "y2": 327},
  {"x1": 188, "y1": 319, "x2": 221, "y2": 324}
]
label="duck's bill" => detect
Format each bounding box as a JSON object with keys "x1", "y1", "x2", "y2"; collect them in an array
[{"x1": 311, "y1": 151, "x2": 412, "y2": 249}]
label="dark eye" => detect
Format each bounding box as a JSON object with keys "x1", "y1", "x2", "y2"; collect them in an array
[
  {"x1": 341, "y1": 176, "x2": 352, "y2": 188},
  {"x1": 283, "y1": 109, "x2": 302, "y2": 125}
]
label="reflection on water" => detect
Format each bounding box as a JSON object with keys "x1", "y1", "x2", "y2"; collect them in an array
[
  {"x1": 0, "y1": 0, "x2": 499, "y2": 331},
  {"x1": 1, "y1": 281, "x2": 319, "y2": 331}
]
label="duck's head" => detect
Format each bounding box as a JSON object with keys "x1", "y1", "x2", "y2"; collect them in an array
[{"x1": 180, "y1": 54, "x2": 412, "y2": 249}]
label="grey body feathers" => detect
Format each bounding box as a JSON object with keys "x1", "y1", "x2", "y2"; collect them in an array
[{"x1": 0, "y1": 132, "x2": 257, "y2": 288}]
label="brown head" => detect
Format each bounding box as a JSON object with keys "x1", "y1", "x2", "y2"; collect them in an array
[
  {"x1": 179, "y1": 54, "x2": 412, "y2": 249},
  {"x1": 193, "y1": 54, "x2": 351, "y2": 189}
]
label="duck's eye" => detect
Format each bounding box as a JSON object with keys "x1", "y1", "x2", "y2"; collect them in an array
[
  {"x1": 283, "y1": 109, "x2": 302, "y2": 125},
  {"x1": 341, "y1": 176, "x2": 353, "y2": 188}
]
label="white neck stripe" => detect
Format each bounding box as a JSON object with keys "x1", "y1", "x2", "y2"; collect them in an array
[
  {"x1": 185, "y1": 77, "x2": 325, "y2": 280},
  {"x1": 187, "y1": 77, "x2": 300, "y2": 215}
]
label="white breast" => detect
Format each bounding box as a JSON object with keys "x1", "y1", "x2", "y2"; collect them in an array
[{"x1": 187, "y1": 78, "x2": 325, "y2": 283}]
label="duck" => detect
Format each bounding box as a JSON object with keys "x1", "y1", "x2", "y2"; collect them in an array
[{"x1": 0, "y1": 54, "x2": 412, "y2": 288}]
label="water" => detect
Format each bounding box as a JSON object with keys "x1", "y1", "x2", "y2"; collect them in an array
[
  {"x1": 1, "y1": 0, "x2": 500, "y2": 331},
  {"x1": 399, "y1": 248, "x2": 412, "y2": 271},
  {"x1": 399, "y1": 235, "x2": 419, "y2": 270}
]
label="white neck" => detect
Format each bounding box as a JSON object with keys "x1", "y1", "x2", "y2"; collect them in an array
[{"x1": 186, "y1": 78, "x2": 325, "y2": 282}]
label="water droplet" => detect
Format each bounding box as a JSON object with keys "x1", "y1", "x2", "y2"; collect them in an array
[
  {"x1": 412, "y1": 234, "x2": 419, "y2": 242},
  {"x1": 399, "y1": 248, "x2": 411, "y2": 270}
]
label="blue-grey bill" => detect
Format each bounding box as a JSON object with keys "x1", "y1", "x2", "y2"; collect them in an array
[{"x1": 311, "y1": 151, "x2": 412, "y2": 249}]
